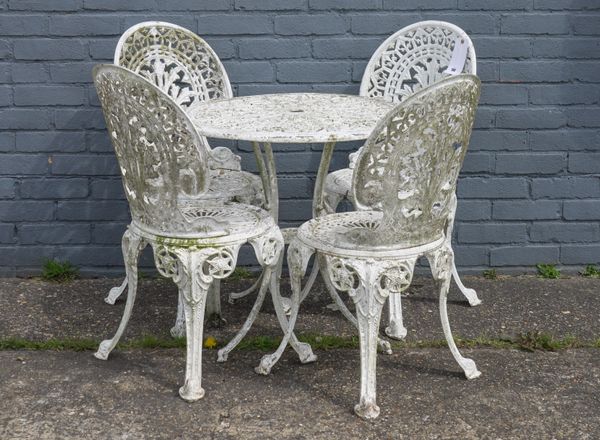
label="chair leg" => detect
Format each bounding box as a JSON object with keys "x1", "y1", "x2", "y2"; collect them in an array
[
  {"x1": 354, "y1": 285, "x2": 385, "y2": 420},
  {"x1": 269, "y1": 256, "x2": 316, "y2": 365},
  {"x1": 206, "y1": 279, "x2": 225, "y2": 327},
  {"x1": 170, "y1": 291, "x2": 186, "y2": 338},
  {"x1": 104, "y1": 232, "x2": 146, "y2": 305},
  {"x1": 95, "y1": 230, "x2": 144, "y2": 360},
  {"x1": 255, "y1": 239, "x2": 314, "y2": 375},
  {"x1": 178, "y1": 261, "x2": 210, "y2": 402},
  {"x1": 104, "y1": 276, "x2": 128, "y2": 305},
  {"x1": 385, "y1": 293, "x2": 407, "y2": 340},
  {"x1": 325, "y1": 256, "x2": 414, "y2": 419},
  {"x1": 452, "y1": 260, "x2": 482, "y2": 306},
  {"x1": 228, "y1": 271, "x2": 263, "y2": 303},
  {"x1": 217, "y1": 267, "x2": 271, "y2": 363},
  {"x1": 319, "y1": 254, "x2": 392, "y2": 354},
  {"x1": 428, "y1": 247, "x2": 481, "y2": 380}
]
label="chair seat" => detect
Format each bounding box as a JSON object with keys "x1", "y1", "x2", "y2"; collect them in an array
[
  {"x1": 206, "y1": 169, "x2": 262, "y2": 203},
  {"x1": 324, "y1": 168, "x2": 353, "y2": 199},
  {"x1": 296, "y1": 211, "x2": 444, "y2": 259},
  {"x1": 132, "y1": 202, "x2": 275, "y2": 246}
]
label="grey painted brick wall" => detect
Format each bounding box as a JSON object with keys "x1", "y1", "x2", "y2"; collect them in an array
[{"x1": 0, "y1": 0, "x2": 599, "y2": 276}]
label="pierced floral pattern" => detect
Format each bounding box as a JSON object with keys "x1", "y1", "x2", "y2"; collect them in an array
[
  {"x1": 352, "y1": 75, "x2": 481, "y2": 248},
  {"x1": 115, "y1": 23, "x2": 232, "y2": 110},
  {"x1": 362, "y1": 22, "x2": 476, "y2": 103},
  {"x1": 94, "y1": 65, "x2": 208, "y2": 234}
]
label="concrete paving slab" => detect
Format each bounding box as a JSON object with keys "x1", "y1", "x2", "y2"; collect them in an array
[{"x1": 1, "y1": 348, "x2": 599, "y2": 439}]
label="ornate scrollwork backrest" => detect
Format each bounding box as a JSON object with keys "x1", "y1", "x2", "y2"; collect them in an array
[
  {"x1": 94, "y1": 65, "x2": 209, "y2": 234},
  {"x1": 360, "y1": 21, "x2": 476, "y2": 103},
  {"x1": 352, "y1": 75, "x2": 481, "y2": 247},
  {"x1": 115, "y1": 22, "x2": 233, "y2": 110}
]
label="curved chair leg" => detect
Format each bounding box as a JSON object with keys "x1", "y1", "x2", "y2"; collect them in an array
[
  {"x1": 105, "y1": 277, "x2": 128, "y2": 305},
  {"x1": 217, "y1": 268, "x2": 272, "y2": 362},
  {"x1": 95, "y1": 230, "x2": 144, "y2": 360},
  {"x1": 269, "y1": 256, "x2": 317, "y2": 365},
  {"x1": 385, "y1": 293, "x2": 407, "y2": 340},
  {"x1": 452, "y1": 261, "x2": 482, "y2": 306},
  {"x1": 428, "y1": 247, "x2": 481, "y2": 380},
  {"x1": 319, "y1": 254, "x2": 392, "y2": 355},
  {"x1": 256, "y1": 240, "x2": 315, "y2": 375},
  {"x1": 104, "y1": 231, "x2": 146, "y2": 305},
  {"x1": 228, "y1": 271, "x2": 263, "y2": 303}
]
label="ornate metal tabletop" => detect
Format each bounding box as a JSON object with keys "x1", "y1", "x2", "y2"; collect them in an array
[{"x1": 189, "y1": 93, "x2": 394, "y2": 143}]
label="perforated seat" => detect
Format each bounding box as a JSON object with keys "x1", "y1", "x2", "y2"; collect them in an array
[
  {"x1": 296, "y1": 211, "x2": 443, "y2": 259},
  {"x1": 133, "y1": 202, "x2": 274, "y2": 245}
]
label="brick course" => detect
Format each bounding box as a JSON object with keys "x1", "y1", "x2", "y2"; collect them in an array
[{"x1": 0, "y1": 1, "x2": 597, "y2": 274}]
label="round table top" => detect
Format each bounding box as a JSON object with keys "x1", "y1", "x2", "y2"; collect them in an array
[{"x1": 189, "y1": 93, "x2": 395, "y2": 143}]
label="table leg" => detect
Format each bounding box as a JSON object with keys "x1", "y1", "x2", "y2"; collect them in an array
[
  {"x1": 312, "y1": 141, "x2": 337, "y2": 219},
  {"x1": 252, "y1": 141, "x2": 278, "y2": 221}
]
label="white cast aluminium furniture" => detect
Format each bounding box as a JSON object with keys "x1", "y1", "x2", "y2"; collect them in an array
[
  {"x1": 93, "y1": 65, "x2": 285, "y2": 402},
  {"x1": 105, "y1": 22, "x2": 264, "y2": 334},
  {"x1": 188, "y1": 92, "x2": 397, "y2": 367},
  {"x1": 324, "y1": 21, "x2": 481, "y2": 340},
  {"x1": 278, "y1": 74, "x2": 483, "y2": 419}
]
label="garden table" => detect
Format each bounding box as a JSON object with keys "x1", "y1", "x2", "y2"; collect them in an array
[
  {"x1": 188, "y1": 93, "x2": 395, "y2": 368},
  {"x1": 188, "y1": 93, "x2": 394, "y2": 222}
]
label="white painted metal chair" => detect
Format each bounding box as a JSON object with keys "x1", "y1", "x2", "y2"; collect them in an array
[
  {"x1": 323, "y1": 21, "x2": 481, "y2": 341},
  {"x1": 106, "y1": 22, "x2": 264, "y2": 334},
  {"x1": 275, "y1": 75, "x2": 482, "y2": 419},
  {"x1": 92, "y1": 65, "x2": 297, "y2": 402}
]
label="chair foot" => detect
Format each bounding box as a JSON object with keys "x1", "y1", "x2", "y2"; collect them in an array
[
  {"x1": 216, "y1": 349, "x2": 228, "y2": 363},
  {"x1": 384, "y1": 322, "x2": 407, "y2": 340},
  {"x1": 354, "y1": 401, "x2": 380, "y2": 420},
  {"x1": 179, "y1": 380, "x2": 205, "y2": 402},
  {"x1": 94, "y1": 339, "x2": 112, "y2": 360},
  {"x1": 104, "y1": 279, "x2": 127, "y2": 305},
  {"x1": 378, "y1": 338, "x2": 393, "y2": 355},
  {"x1": 463, "y1": 288, "x2": 482, "y2": 306},
  {"x1": 462, "y1": 358, "x2": 482, "y2": 380},
  {"x1": 255, "y1": 353, "x2": 277, "y2": 375},
  {"x1": 170, "y1": 323, "x2": 185, "y2": 338},
  {"x1": 295, "y1": 342, "x2": 317, "y2": 364}
]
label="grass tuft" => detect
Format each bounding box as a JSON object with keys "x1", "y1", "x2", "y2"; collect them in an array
[
  {"x1": 0, "y1": 333, "x2": 596, "y2": 353},
  {"x1": 581, "y1": 265, "x2": 600, "y2": 278},
  {"x1": 536, "y1": 263, "x2": 561, "y2": 279},
  {"x1": 41, "y1": 259, "x2": 78, "y2": 282},
  {"x1": 482, "y1": 269, "x2": 497, "y2": 280},
  {"x1": 515, "y1": 331, "x2": 580, "y2": 352}
]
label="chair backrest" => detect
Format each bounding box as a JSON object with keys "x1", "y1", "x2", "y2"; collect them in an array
[
  {"x1": 360, "y1": 21, "x2": 477, "y2": 103},
  {"x1": 352, "y1": 74, "x2": 481, "y2": 248},
  {"x1": 93, "y1": 64, "x2": 209, "y2": 235},
  {"x1": 114, "y1": 21, "x2": 233, "y2": 111}
]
